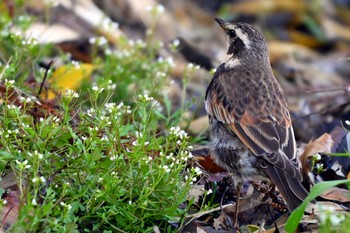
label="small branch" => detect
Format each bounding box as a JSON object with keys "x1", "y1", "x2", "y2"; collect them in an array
[{"x1": 37, "y1": 60, "x2": 54, "y2": 98}]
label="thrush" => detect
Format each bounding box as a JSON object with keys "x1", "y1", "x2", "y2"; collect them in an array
[{"x1": 205, "y1": 18, "x2": 310, "y2": 222}]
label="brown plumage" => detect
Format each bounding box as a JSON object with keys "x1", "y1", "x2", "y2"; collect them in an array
[{"x1": 205, "y1": 18, "x2": 310, "y2": 214}]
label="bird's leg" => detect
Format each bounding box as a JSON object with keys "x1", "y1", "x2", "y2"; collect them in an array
[{"x1": 233, "y1": 182, "x2": 242, "y2": 229}]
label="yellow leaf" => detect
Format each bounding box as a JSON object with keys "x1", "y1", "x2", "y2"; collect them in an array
[{"x1": 45, "y1": 63, "x2": 94, "y2": 99}]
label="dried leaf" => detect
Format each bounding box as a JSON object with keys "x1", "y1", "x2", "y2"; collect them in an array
[
  {"x1": 268, "y1": 40, "x2": 318, "y2": 63},
  {"x1": 188, "y1": 184, "x2": 205, "y2": 203},
  {"x1": 0, "y1": 190, "x2": 20, "y2": 232},
  {"x1": 45, "y1": 63, "x2": 95, "y2": 99},
  {"x1": 228, "y1": 0, "x2": 306, "y2": 14},
  {"x1": 188, "y1": 116, "x2": 209, "y2": 135},
  {"x1": 320, "y1": 187, "x2": 350, "y2": 203},
  {"x1": 322, "y1": 17, "x2": 350, "y2": 40},
  {"x1": 288, "y1": 30, "x2": 323, "y2": 48},
  {"x1": 300, "y1": 133, "x2": 334, "y2": 175},
  {"x1": 22, "y1": 23, "x2": 80, "y2": 44}
]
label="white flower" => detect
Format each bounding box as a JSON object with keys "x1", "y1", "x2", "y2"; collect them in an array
[
  {"x1": 135, "y1": 39, "x2": 146, "y2": 48},
  {"x1": 71, "y1": 60, "x2": 80, "y2": 68},
  {"x1": 4, "y1": 79, "x2": 14, "y2": 86},
  {"x1": 92, "y1": 85, "x2": 104, "y2": 94},
  {"x1": 16, "y1": 160, "x2": 31, "y2": 169},
  {"x1": 97, "y1": 37, "x2": 108, "y2": 46},
  {"x1": 193, "y1": 167, "x2": 202, "y2": 175},
  {"x1": 32, "y1": 199, "x2": 37, "y2": 205},
  {"x1": 135, "y1": 131, "x2": 143, "y2": 138},
  {"x1": 315, "y1": 163, "x2": 324, "y2": 170},
  {"x1": 101, "y1": 135, "x2": 109, "y2": 141},
  {"x1": 65, "y1": 89, "x2": 79, "y2": 98},
  {"x1": 313, "y1": 153, "x2": 321, "y2": 161},
  {"x1": 132, "y1": 140, "x2": 139, "y2": 146},
  {"x1": 166, "y1": 57, "x2": 175, "y2": 67},
  {"x1": 107, "y1": 83, "x2": 117, "y2": 90},
  {"x1": 138, "y1": 92, "x2": 154, "y2": 102},
  {"x1": 169, "y1": 126, "x2": 188, "y2": 140},
  {"x1": 330, "y1": 214, "x2": 344, "y2": 225},
  {"x1": 40, "y1": 176, "x2": 46, "y2": 183},
  {"x1": 162, "y1": 165, "x2": 170, "y2": 173},
  {"x1": 89, "y1": 37, "x2": 96, "y2": 44},
  {"x1": 171, "y1": 39, "x2": 180, "y2": 48},
  {"x1": 156, "y1": 4, "x2": 165, "y2": 13},
  {"x1": 207, "y1": 189, "x2": 213, "y2": 195}
]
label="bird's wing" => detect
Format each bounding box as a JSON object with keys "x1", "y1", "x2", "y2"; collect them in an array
[{"x1": 205, "y1": 70, "x2": 301, "y2": 180}]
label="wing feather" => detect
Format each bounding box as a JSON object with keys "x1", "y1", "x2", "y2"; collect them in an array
[{"x1": 205, "y1": 70, "x2": 301, "y2": 180}]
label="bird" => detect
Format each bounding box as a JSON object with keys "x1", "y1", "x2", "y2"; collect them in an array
[{"x1": 205, "y1": 18, "x2": 310, "y2": 226}]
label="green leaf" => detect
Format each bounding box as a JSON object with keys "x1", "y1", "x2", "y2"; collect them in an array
[
  {"x1": 328, "y1": 153, "x2": 350, "y2": 157},
  {"x1": 285, "y1": 179, "x2": 350, "y2": 233}
]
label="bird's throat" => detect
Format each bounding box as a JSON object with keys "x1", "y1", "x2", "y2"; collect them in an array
[{"x1": 224, "y1": 56, "x2": 241, "y2": 69}]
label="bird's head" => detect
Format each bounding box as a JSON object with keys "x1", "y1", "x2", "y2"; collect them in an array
[{"x1": 215, "y1": 18, "x2": 268, "y2": 64}]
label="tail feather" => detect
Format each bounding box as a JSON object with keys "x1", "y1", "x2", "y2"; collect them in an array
[{"x1": 266, "y1": 165, "x2": 309, "y2": 211}]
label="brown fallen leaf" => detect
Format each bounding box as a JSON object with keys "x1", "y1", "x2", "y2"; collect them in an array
[
  {"x1": 288, "y1": 29, "x2": 324, "y2": 48},
  {"x1": 191, "y1": 145, "x2": 228, "y2": 176},
  {"x1": 300, "y1": 133, "x2": 334, "y2": 178},
  {"x1": 0, "y1": 172, "x2": 21, "y2": 232},
  {"x1": 322, "y1": 17, "x2": 350, "y2": 40},
  {"x1": 228, "y1": 0, "x2": 306, "y2": 14},
  {"x1": 187, "y1": 115, "x2": 209, "y2": 135},
  {"x1": 20, "y1": 23, "x2": 81, "y2": 44},
  {"x1": 268, "y1": 40, "x2": 319, "y2": 64},
  {"x1": 320, "y1": 187, "x2": 350, "y2": 203}
]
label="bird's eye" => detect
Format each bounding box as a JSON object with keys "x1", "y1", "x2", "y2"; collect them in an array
[{"x1": 228, "y1": 29, "x2": 236, "y2": 38}]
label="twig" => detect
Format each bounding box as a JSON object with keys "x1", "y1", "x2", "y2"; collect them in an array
[
  {"x1": 186, "y1": 203, "x2": 234, "y2": 219},
  {"x1": 37, "y1": 60, "x2": 54, "y2": 98}
]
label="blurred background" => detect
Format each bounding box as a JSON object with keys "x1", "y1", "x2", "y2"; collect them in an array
[{"x1": 2, "y1": 0, "x2": 350, "y2": 142}]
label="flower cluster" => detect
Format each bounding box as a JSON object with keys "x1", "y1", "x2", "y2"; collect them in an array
[
  {"x1": 101, "y1": 18, "x2": 119, "y2": 32},
  {"x1": 146, "y1": 4, "x2": 165, "y2": 15},
  {"x1": 89, "y1": 36, "x2": 108, "y2": 47},
  {"x1": 157, "y1": 56, "x2": 175, "y2": 67},
  {"x1": 318, "y1": 204, "x2": 345, "y2": 226},
  {"x1": 32, "y1": 176, "x2": 46, "y2": 184},
  {"x1": 106, "y1": 80, "x2": 117, "y2": 91},
  {"x1": 60, "y1": 201, "x2": 72, "y2": 210},
  {"x1": 104, "y1": 102, "x2": 131, "y2": 116},
  {"x1": 64, "y1": 89, "x2": 79, "y2": 99},
  {"x1": 15, "y1": 159, "x2": 31, "y2": 170},
  {"x1": 169, "y1": 126, "x2": 188, "y2": 140},
  {"x1": 138, "y1": 92, "x2": 154, "y2": 102},
  {"x1": 128, "y1": 39, "x2": 146, "y2": 48},
  {"x1": 92, "y1": 85, "x2": 104, "y2": 94},
  {"x1": 132, "y1": 130, "x2": 149, "y2": 147},
  {"x1": 28, "y1": 150, "x2": 44, "y2": 159}
]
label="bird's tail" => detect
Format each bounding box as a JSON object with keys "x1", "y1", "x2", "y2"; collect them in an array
[{"x1": 265, "y1": 165, "x2": 309, "y2": 211}]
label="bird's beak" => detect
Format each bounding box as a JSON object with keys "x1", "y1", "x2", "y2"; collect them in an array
[{"x1": 215, "y1": 18, "x2": 228, "y2": 31}]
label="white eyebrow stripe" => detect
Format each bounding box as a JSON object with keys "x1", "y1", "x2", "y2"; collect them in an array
[{"x1": 234, "y1": 27, "x2": 251, "y2": 49}]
